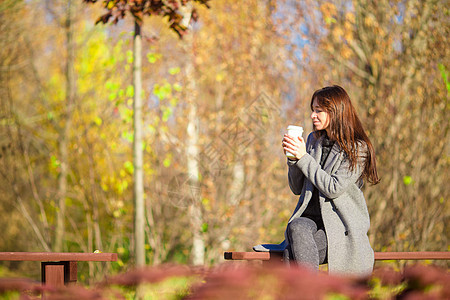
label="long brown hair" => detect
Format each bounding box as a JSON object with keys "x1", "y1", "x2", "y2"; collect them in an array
[{"x1": 311, "y1": 85, "x2": 380, "y2": 185}]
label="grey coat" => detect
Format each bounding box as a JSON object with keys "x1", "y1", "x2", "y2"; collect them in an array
[{"x1": 286, "y1": 132, "x2": 374, "y2": 275}]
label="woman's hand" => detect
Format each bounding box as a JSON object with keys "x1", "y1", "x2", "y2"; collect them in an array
[{"x1": 282, "y1": 134, "x2": 306, "y2": 160}]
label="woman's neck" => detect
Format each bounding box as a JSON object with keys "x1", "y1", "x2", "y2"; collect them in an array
[{"x1": 325, "y1": 128, "x2": 332, "y2": 139}]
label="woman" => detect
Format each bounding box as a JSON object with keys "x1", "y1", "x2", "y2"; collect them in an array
[{"x1": 255, "y1": 85, "x2": 379, "y2": 275}]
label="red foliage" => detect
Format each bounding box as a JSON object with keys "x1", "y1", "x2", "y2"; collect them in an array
[
  {"x1": 372, "y1": 266, "x2": 403, "y2": 285},
  {"x1": 1, "y1": 263, "x2": 448, "y2": 299},
  {"x1": 401, "y1": 264, "x2": 450, "y2": 300},
  {"x1": 403, "y1": 264, "x2": 449, "y2": 287},
  {"x1": 43, "y1": 286, "x2": 105, "y2": 300},
  {"x1": 0, "y1": 278, "x2": 34, "y2": 292},
  {"x1": 0, "y1": 278, "x2": 49, "y2": 299},
  {"x1": 102, "y1": 264, "x2": 193, "y2": 286},
  {"x1": 187, "y1": 264, "x2": 368, "y2": 300}
]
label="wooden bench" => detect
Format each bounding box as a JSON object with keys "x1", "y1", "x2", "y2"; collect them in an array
[
  {"x1": 0, "y1": 252, "x2": 118, "y2": 287},
  {"x1": 224, "y1": 251, "x2": 450, "y2": 266}
]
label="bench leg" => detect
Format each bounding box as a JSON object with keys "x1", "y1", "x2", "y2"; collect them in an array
[
  {"x1": 42, "y1": 263, "x2": 64, "y2": 287},
  {"x1": 67, "y1": 261, "x2": 77, "y2": 284},
  {"x1": 41, "y1": 261, "x2": 78, "y2": 287},
  {"x1": 262, "y1": 252, "x2": 283, "y2": 267}
]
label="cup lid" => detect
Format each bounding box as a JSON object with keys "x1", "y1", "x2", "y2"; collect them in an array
[{"x1": 287, "y1": 125, "x2": 303, "y2": 131}]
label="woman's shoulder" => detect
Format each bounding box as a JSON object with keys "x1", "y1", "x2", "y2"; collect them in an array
[
  {"x1": 356, "y1": 140, "x2": 368, "y2": 154},
  {"x1": 306, "y1": 131, "x2": 317, "y2": 143},
  {"x1": 306, "y1": 131, "x2": 328, "y2": 146},
  {"x1": 305, "y1": 132, "x2": 317, "y2": 148},
  {"x1": 306, "y1": 131, "x2": 313, "y2": 139}
]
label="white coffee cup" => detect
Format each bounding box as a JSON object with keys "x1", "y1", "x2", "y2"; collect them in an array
[{"x1": 286, "y1": 125, "x2": 303, "y2": 159}]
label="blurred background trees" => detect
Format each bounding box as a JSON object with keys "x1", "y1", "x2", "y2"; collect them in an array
[{"x1": 0, "y1": 0, "x2": 448, "y2": 281}]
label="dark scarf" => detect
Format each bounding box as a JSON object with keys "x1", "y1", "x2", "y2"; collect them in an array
[
  {"x1": 320, "y1": 135, "x2": 335, "y2": 166},
  {"x1": 302, "y1": 134, "x2": 335, "y2": 230}
]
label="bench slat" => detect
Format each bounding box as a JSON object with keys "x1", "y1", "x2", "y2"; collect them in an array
[
  {"x1": 224, "y1": 252, "x2": 271, "y2": 260},
  {"x1": 374, "y1": 251, "x2": 450, "y2": 260},
  {"x1": 0, "y1": 252, "x2": 118, "y2": 262},
  {"x1": 224, "y1": 251, "x2": 450, "y2": 261}
]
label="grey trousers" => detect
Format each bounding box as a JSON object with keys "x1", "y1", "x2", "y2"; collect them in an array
[{"x1": 283, "y1": 217, "x2": 327, "y2": 271}]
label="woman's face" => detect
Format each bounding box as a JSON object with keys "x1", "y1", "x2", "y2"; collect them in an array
[{"x1": 311, "y1": 98, "x2": 330, "y2": 132}]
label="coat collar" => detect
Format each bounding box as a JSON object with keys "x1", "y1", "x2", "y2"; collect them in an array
[
  {"x1": 310, "y1": 134, "x2": 343, "y2": 173},
  {"x1": 310, "y1": 134, "x2": 325, "y2": 162},
  {"x1": 324, "y1": 141, "x2": 343, "y2": 172}
]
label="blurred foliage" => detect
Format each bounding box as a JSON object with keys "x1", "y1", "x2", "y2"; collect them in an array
[{"x1": 0, "y1": 0, "x2": 448, "y2": 282}]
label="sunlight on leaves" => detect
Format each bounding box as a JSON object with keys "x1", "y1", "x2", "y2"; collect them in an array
[
  {"x1": 126, "y1": 50, "x2": 133, "y2": 64},
  {"x1": 403, "y1": 176, "x2": 413, "y2": 186},
  {"x1": 147, "y1": 52, "x2": 162, "y2": 64},
  {"x1": 169, "y1": 67, "x2": 180, "y2": 75},
  {"x1": 124, "y1": 161, "x2": 134, "y2": 174},
  {"x1": 163, "y1": 157, "x2": 171, "y2": 167},
  {"x1": 126, "y1": 85, "x2": 134, "y2": 97},
  {"x1": 173, "y1": 83, "x2": 182, "y2": 91}
]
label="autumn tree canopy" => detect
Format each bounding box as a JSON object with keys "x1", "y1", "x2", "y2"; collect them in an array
[{"x1": 84, "y1": 0, "x2": 211, "y2": 36}]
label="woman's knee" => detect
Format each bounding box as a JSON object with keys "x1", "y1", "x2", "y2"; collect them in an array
[
  {"x1": 288, "y1": 217, "x2": 317, "y2": 236},
  {"x1": 314, "y1": 229, "x2": 327, "y2": 251}
]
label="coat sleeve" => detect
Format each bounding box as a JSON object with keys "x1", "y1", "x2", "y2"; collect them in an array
[
  {"x1": 286, "y1": 133, "x2": 314, "y2": 195},
  {"x1": 295, "y1": 143, "x2": 365, "y2": 199}
]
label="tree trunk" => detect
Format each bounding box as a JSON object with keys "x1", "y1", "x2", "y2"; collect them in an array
[
  {"x1": 187, "y1": 102, "x2": 204, "y2": 265},
  {"x1": 229, "y1": 162, "x2": 245, "y2": 205},
  {"x1": 133, "y1": 21, "x2": 145, "y2": 267},
  {"x1": 187, "y1": 107, "x2": 205, "y2": 265},
  {"x1": 55, "y1": 0, "x2": 76, "y2": 252},
  {"x1": 184, "y1": 31, "x2": 205, "y2": 266}
]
